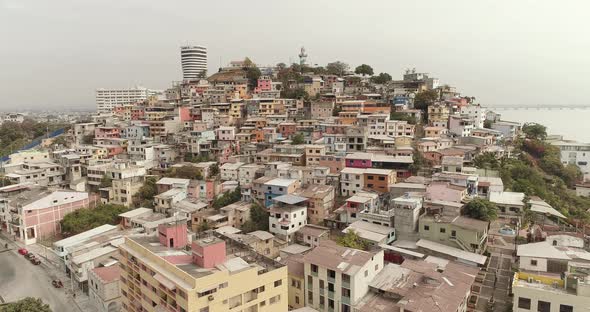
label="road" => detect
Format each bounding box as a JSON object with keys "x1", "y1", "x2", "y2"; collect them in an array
[{"x1": 0, "y1": 247, "x2": 77, "y2": 311}]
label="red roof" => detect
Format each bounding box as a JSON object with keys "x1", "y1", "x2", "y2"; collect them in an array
[{"x1": 92, "y1": 265, "x2": 121, "y2": 283}]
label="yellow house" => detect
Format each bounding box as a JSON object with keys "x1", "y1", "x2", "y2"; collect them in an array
[
  {"x1": 119, "y1": 233, "x2": 288, "y2": 312},
  {"x1": 285, "y1": 255, "x2": 305, "y2": 310}
]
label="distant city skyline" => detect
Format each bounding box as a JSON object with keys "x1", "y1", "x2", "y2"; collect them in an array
[{"x1": 1, "y1": 0, "x2": 589, "y2": 110}]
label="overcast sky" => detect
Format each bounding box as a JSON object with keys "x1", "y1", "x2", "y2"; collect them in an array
[{"x1": 1, "y1": 0, "x2": 589, "y2": 111}]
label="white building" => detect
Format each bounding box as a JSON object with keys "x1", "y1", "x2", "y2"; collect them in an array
[
  {"x1": 551, "y1": 139, "x2": 590, "y2": 182},
  {"x1": 340, "y1": 167, "x2": 365, "y2": 196},
  {"x1": 95, "y1": 86, "x2": 159, "y2": 114},
  {"x1": 268, "y1": 194, "x2": 308, "y2": 242},
  {"x1": 180, "y1": 45, "x2": 207, "y2": 80},
  {"x1": 460, "y1": 104, "x2": 487, "y2": 129},
  {"x1": 303, "y1": 240, "x2": 384, "y2": 312},
  {"x1": 220, "y1": 162, "x2": 244, "y2": 181}
]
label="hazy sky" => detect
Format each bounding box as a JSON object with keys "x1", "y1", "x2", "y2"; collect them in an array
[{"x1": 1, "y1": 0, "x2": 589, "y2": 111}]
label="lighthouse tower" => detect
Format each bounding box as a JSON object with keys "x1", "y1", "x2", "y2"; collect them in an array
[{"x1": 298, "y1": 47, "x2": 308, "y2": 66}]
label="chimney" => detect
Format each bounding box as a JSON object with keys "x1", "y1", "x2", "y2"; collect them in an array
[{"x1": 192, "y1": 237, "x2": 226, "y2": 269}]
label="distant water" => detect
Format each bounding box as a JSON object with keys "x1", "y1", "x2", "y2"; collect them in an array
[{"x1": 496, "y1": 108, "x2": 590, "y2": 143}]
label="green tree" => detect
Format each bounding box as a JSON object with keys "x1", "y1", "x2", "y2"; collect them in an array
[
  {"x1": 463, "y1": 199, "x2": 498, "y2": 221},
  {"x1": 332, "y1": 105, "x2": 342, "y2": 117},
  {"x1": 60, "y1": 204, "x2": 128, "y2": 236},
  {"x1": 82, "y1": 134, "x2": 95, "y2": 144},
  {"x1": 133, "y1": 176, "x2": 158, "y2": 208},
  {"x1": 241, "y1": 203, "x2": 269, "y2": 232},
  {"x1": 409, "y1": 149, "x2": 426, "y2": 174},
  {"x1": 276, "y1": 62, "x2": 287, "y2": 70},
  {"x1": 522, "y1": 123, "x2": 547, "y2": 140},
  {"x1": 370, "y1": 72, "x2": 392, "y2": 84},
  {"x1": 100, "y1": 174, "x2": 112, "y2": 188},
  {"x1": 52, "y1": 136, "x2": 68, "y2": 147},
  {"x1": 473, "y1": 152, "x2": 500, "y2": 170},
  {"x1": 281, "y1": 87, "x2": 309, "y2": 100},
  {"x1": 354, "y1": 64, "x2": 374, "y2": 76},
  {"x1": 166, "y1": 165, "x2": 203, "y2": 180},
  {"x1": 209, "y1": 163, "x2": 220, "y2": 178},
  {"x1": 291, "y1": 133, "x2": 305, "y2": 145},
  {"x1": 390, "y1": 111, "x2": 416, "y2": 124},
  {"x1": 484, "y1": 119, "x2": 493, "y2": 129},
  {"x1": 413, "y1": 90, "x2": 439, "y2": 111},
  {"x1": 245, "y1": 66, "x2": 262, "y2": 90},
  {"x1": 0, "y1": 297, "x2": 52, "y2": 312},
  {"x1": 212, "y1": 187, "x2": 241, "y2": 209},
  {"x1": 326, "y1": 61, "x2": 349, "y2": 76},
  {"x1": 337, "y1": 230, "x2": 368, "y2": 250}
]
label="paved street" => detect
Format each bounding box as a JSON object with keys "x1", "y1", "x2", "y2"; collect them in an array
[{"x1": 0, "y1": 234, "x2": 81, "y2": 312}]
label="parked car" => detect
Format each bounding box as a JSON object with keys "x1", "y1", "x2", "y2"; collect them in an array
[
  {"x1": 18, "y1": 248, "x2": 28, "y2": 255},
  {"x1": 30, "y1": 257, "x2": 41, "y2": 265}
]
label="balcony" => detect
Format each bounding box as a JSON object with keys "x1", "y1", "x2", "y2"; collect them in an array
[
  {"x1": 327, "y1": 291, "x2": 334, "y2": 299},
  {"x1": 342, "y1": 296, "x2": 350, "y2": 305}
]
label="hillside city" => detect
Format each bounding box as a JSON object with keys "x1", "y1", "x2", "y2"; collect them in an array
[{"x1": 2, "y1": 46, "x2": 590, "y2": 312}]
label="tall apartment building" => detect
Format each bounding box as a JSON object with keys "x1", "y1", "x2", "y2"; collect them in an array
[
  {"x1": 303, "y1": 240, "x2": 384, "y2": 312},
  {"x1": 181, "y1": 45, "x2": 207, "y2": 80},
  {"x1": 119, "y1": 230, "x2": 287, "y2": 312},
  {"x1": 95, "y1": 86, "x2": 159, "y2": 114}
]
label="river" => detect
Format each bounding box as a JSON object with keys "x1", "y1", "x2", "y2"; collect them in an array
[{"x1": 492, "y1": 108, "x2": 590, "y2": 143}]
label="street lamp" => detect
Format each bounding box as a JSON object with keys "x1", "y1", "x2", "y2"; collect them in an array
[{"x1": 514, "y1": 219, "x2": 521, "y2": 256}]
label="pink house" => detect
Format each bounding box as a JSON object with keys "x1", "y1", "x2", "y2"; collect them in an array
[
  {"x1": 94, "y1": 127, "x2": 121, "y2": 139},
  {"x1": 9, "y1": 191, "x2": 98, "y2": 245},
  {"x1": 255, "y1": 77, "x2": 272, "y2": 93},
  {"x1": 425, "y1": 182, "x2": 467, "y2": 203},
  {"x1": 345, "y1": 153, "x2": 373, "y2": 168}
]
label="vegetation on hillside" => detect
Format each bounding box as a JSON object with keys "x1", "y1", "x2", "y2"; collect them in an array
[
  {"x1": 0, "y1": 119, "x2": 69, "y2": 157},
  {"x1": 165, "y1": 165, "x2": 203, "y2": 180},
  {"x1": 475, "y1": 124, "x2": 590, "y2": 221},
  {"x1": 212, "y1": 187, "x2": 241, "y2": 209},
  {"x1": 463, "y1": 198, "x2": 498, "y2": 221},
  {"x1": 291, "y1": 133, "x2": 305, "y2": 145},
  {"x1": 241, "y1": 203, "x2": 270, "y2": 232},
  {"x1": 61, "y1": 204, "x2": 127, "y2": 236},
  {"x1": 337, "y1": 230, "x2": 369, "y2": 250},
  {"x1": 133, "y1": 176, "x2": 158, "y2": 208},
  {"x1": 0, "y1": 297, "x2": 52, "y2": 312}
]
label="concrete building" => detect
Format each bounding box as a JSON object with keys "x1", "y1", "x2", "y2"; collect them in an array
[
  {"x1": 303, "y1": 240, "x2": 384, "y2": 312},
  {"x1": 119, "y1": 232, "x2": 287, "y2": 312},
  {"x1": 95, "y1": 86, "x2": 158, "y2": 114},
  {"x1": 180, "y1": 45, "x2": 207, "y2": 80},
  {"x1": 88, "y1": 265, "x2": 122, "y2": 312},
  {"x1": 550, "y1": 139, "x2": 590, "y2": 182},
  {"x1": 393, "y1": 194, "x2": 423, "y2": 240},
  {"x1": 513, "y1": 269, "x2": 589, "y2": 312},
  {"x1": 269, "y1": 194, "x2": 308, "y2": 242}
]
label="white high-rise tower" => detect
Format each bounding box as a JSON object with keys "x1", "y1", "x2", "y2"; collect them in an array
[{"x1": 180, "y1": 45, "x2": 207, "y2": 80}]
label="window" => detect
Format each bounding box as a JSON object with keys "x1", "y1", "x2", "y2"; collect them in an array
[
  {"x1": 440, "y1": 228, "x2": 446, "y2": 233},
  {"x1": 311, "y1": 264, "x2": 318, "y2": 273},
  {"x1": 451, "y1": 230, "x2": 456, "y2": 237},
  {"x1": 424, "y1": 225, "x2": 430, "y2": 231},
  {"x1": 560, "y1": 304, "x2": 573, "y2": 312},
  {"x1": 295, "y1": 296, "x2": 299, "y2": 304},
  {"x1": 274, "y1": 279, "x2": 282, "y2": 287},
  {"x1": 308, "y1": 291, "x2": 313, "y2": 304},
  {"x1": 364, "y1": 270, "x2": 368, "y2": 277},
  {"x1": 538, "y1": 301, "x2": 550, "y2": 312},
  {"x1": 518, "y1": 297, "x2": 531, "y2": 310},
  {"x1": 531, "y1": 260, "x2": 537, "y2": 266}
]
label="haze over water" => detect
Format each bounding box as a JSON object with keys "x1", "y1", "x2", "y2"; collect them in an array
[{"x1": 497, "y1": 108, "x2": 590, "y2": 143}]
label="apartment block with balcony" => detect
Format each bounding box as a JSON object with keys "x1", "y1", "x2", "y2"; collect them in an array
[
  {"x1": 119, "y1": 231, "x2": 288, "y2": 312},
  {"x1": 303, "y1": 240, "x2": 384, "y2": 312}
]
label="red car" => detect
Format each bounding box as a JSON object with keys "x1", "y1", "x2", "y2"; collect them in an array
[{"x1": 18, "y1": 248, "x2": 28, "y2": 255}]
